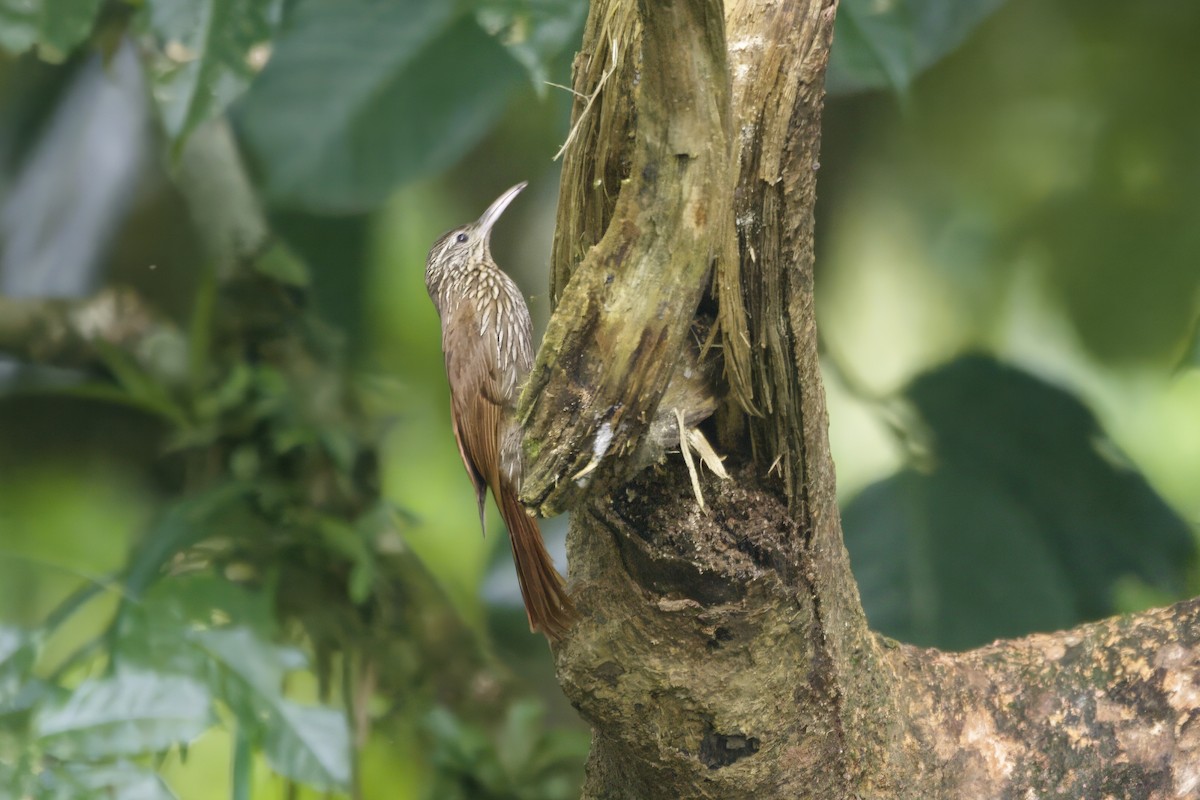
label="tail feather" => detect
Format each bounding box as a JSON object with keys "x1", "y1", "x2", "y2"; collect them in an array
[{"x1": 497, "y1": 486, "x2": 575, "y2": 640}]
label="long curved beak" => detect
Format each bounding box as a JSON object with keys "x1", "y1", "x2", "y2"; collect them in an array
[{"x1": 477, "y1": 181, "x2": 528, "y2": 236}]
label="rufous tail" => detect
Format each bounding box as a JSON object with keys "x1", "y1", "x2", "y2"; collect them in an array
[{"x1": 497, "y1": 485, "x2": 575, "y2": 640}]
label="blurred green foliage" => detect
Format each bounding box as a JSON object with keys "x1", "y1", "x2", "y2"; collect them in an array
[
  {"x1": 233, "y1": 2, "x2": 521, "y2": 213},
  {"x1": 422, "y1": 703, "x2": 589, "y2": 800},
  {"x1": 0, "y1": 0, "x2": 1195, "y2": 798},
  {"x1": 842, "y1": 356, "x2": 1194, "y2": 649},
  {"x1": 140, "y1": 0, "x2": 285, "y2": 146},
  {"x1": 822, "y1": 0, "x2": 1200, "y2": 644},
  {"x1": 0, "y1": 0, "x2": 103, "y2": 61},
  {"x1": 1, "y1": 485, "x2": 352, "y2": 798},
  {"x1": 828, "y1": 0, "x2": 1007, "y2": 95}
]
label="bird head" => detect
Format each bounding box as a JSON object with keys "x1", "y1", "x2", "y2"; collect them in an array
[{"x1": 425, "y1": 181, "x2": 527, "y2": 308}]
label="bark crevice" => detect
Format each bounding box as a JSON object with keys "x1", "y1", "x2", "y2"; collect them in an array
[
  {"x1": 519, "y1": 0, "x2": 746, "y2": 517},
  {"x1": 531, "y1": 0, "x2": 1200, "y2": 797}
]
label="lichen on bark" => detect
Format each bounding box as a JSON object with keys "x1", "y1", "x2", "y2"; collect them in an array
[
  {"x1": 518, "y1": 0, "x2": 748, "y2": 517},
  {"x1": 526, "y1": 1, "x2": 1200, "y2": 798}
]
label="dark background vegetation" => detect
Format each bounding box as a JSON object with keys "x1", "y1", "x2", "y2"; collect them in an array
[{"x1": 0, "y1": 0, "x2": 1196, "y2": 797}]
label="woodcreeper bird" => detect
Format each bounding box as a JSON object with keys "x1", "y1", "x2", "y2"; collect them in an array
[{"x1": 424, "y1": 182, "x2": 575, "y2": 640}]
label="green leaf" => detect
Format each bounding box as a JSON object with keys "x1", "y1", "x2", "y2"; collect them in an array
[
  {"x1": 830, "y1": 0, "x2": 915, "y2": 96},
  {"x1": 0, "y1": 0, "x2": 38, "y2": 54},
  {"x1": 0, "y1": 0, "x2": 103, "y2": 60},
  {"x1": 252, "y1": 241, "x2": 310, "y2": 288},
  {"x1": 122, "y1": 483, "x2": 253, "y2": 602},
  {"x1": 50, "y1": 383, "x2": 179, "y2": 425},
  {"x1": 34, "y1": 670, "x2": 213, "y2": 758},
  {"x1": 189, "y1": 627, "x2": 349, "y2": 791},
  {"x1": 845, "y1": 470, "x2": 1077, "y2": 649},
  {"x1": 190, "y1": 627, "x2": 304, "y2": 700},
  {"x1": 1177, "y1": 314, "x2": 1200, "y2": 373},
  {"x1": 107, "y1": 583, "x2": 350, "y2": 789},
  {"x1": 91, "y1": 340, "x2": 188, "y2": 426},
  {"x1": 113, "y1": 583, "x2": 348, "y2": 788},
  {"x1": 40, "y1": 0, "x2": 103, "y2": 58},
  {"x1": 475, "y1": 0, "x2": 586, "y2": 92},
  {"x1": 0, "y1": 762, "x2": 32, "y2": 798},
  {"x1": 111, "y1": 485, "x2": 254, "y2": 663},
  {"x1": 167, "y1": 575, "x2": 279, "y2": 635},
  {"x1": 314, "y1": 515, "x2": 376, "y2": 604},
  {"x1": 424, "y1": 706, "x2": 501, "y2": 788},
  {"x1": 496, "y1": 700, "x2": 543, "y2": 778},
  {"x1": 828, "y1": 0, "x2": 1009, "y2": 95},
  {"x1": 139, "y1": 0, "x2": 284, "y2": 146},
  {"x1": 422, "y1": 702, "x2": 586, "y2": 800},
  {"x1": 0, "y1": 625, "x2": 32, "y2": 669},
  {"x1": 35, "y1": 761, "x2": 177, "y2": 800},
  {"x1": 843, "y1": 356, "x2": 1195, "y2": 650},
  {"x1": 264, "y1": 701, "x2": 351, "y2": 790},
  {"x1": 187, "y1": 264, "x2": 218, "y2": 395},
  {"x1": 114, "y1": 575, "x2": 280, "y2": 677},
  {"x1": 233, "y1": 1, "x2": 525, "y2": 212},
  {"x1": 0, "y1": 626, "x2": 40, "y2": 714},
  {"x1": 190, "y1": 360, "x2": 254, "y2": 422}
]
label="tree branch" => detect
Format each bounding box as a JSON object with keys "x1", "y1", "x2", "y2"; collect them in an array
[
  {"x1": 544, "y1": 1, "x2": 907, "y2": 795},
  {"x1": 726, "y1": 0, "x2": 839, "y2": 513},
  {"x1": 536, "y1": 0, "x2": 1200, "y2": 796},
  {"x1": 563, "y1": 462, "x2": 1200, "y2": 797},
  {"x1": 174, "y1": 119, "x2": 272, "y2": 279},
  {"x1": 0, "y1": 121, "x2": 266, "y2": 377},
  {"x1": 0, "y1": 288, "x2": 185, "y2": 380},
  {"x1": 518, "y1": 0, "x2": 740, "y2": 517},
  {"x1": 892, "y1": 599, "x2": 1200, "y2": 797}
]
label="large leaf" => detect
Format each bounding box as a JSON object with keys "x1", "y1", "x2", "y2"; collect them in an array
[
  {"x1": 845, "y1": 470, "x2": 1077, "y2": 649},
  {"x1": 35, "y1": 762, "x2": 177, "y2": 800},
  {"x1": 33, "y1": 671, "x2": 213, "y2": 758},
  {"x1": 843, "y1": 355, "x2": 1195, "y2": 650},
  {"x1": 191, "y1": 627, "x2": 350, "y2": 791},
  {"x1": 112, "y1": 574, "x2": 279, "y2": 678},
  {"x1": 476, "y1": 0, "x2": 587, "y2": 92},
  {"x1": 0, "y1": 625, "x2": 42, "y2": 715},
  {"x1": 424, "y1": 702, "x2": 588, "y2": 800},
  {"x1": 120, "y1": 482, "x2": 252, "y2": 602},
  {"x1": 113, "y1": 582, "x2": 350, "y2": 791},
  {"x1": 828, "y1": 0, "x2": 1009, "y2": 95},
  {"x1": 189, "y1": 627, "x2": 305, "y2": 703},
  {"x1": 265, "y1": 701, "x2": 352, "y2": 790},
  {"x1": 139, "y1": 0, "x2": 284, "y2": 146},
  {"x1": 1181, "y1": 315, "x2": 1200, "y2": 372},
  {"x1": 232, "y1": 1, "x2": 525, "y2": 212},
  {"x1": 0, "y1": 0, "x2": 103, "y2": 60}
]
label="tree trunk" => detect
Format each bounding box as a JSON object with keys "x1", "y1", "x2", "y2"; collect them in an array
[{"x1": 524, "y1": 1, "x2": 1200, "y2": 798}]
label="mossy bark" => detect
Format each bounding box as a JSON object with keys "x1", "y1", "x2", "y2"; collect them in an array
[
  {"x1": 527, "y1": 1, "x2": 1200, "y2": 798},
  {"x1": 518, "y1": 0, "x2": 745, "y2": 517}
]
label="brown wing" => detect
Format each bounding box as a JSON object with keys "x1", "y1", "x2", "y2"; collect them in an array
[
  {"x1": 450, "y1": 408, "x2": 488, "y2": 536},
  {"x1": 443, "y1": 300, "x2": 506, "y2": 535},
  {"x1": 441, "y1": 283, "x2": 573, "y2": 639}
]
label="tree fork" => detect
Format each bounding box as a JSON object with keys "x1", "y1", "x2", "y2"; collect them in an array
[{"x1": 531, "y1": 0, "x2": 1200, "y2": 798}]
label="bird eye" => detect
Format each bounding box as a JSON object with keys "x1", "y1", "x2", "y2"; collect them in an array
[{"x1": 455, "y1": 232, "x2": 468, "y2": 243}]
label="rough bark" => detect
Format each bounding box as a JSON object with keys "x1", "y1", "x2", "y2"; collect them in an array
[
  {"x1": 519, "y1": 0, "x2": 744, "y2": 517},
  {"x1": 527, "y1": 0, "x2": 1200, "y2": 798}
]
